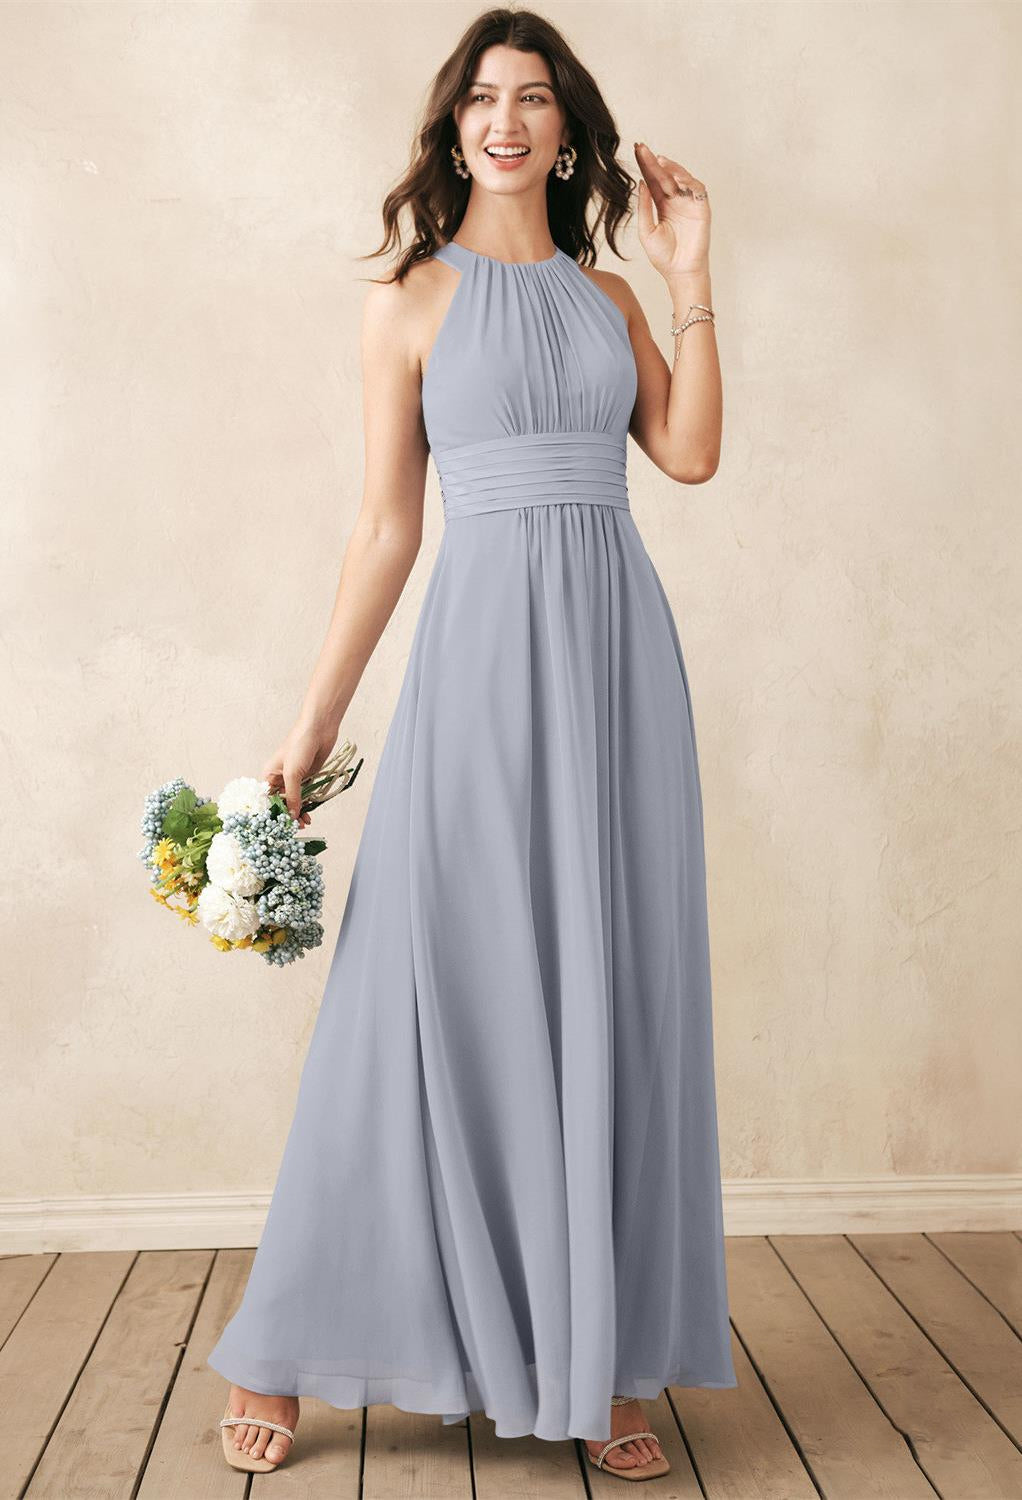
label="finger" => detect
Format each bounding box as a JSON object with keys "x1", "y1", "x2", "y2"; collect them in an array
[
  {"x1": 636, "y1": 177, "x2": 657, "y2": 240},
  {"x1": 634, "y1": 142, "x2": 675, "y2": 213},
  {"x1": 655, "y1": 153, "x2": 706, "y2": 198},
  {"x1": 654, "y1": 152, "x2": 690, "y2": 174},
  {"x1": 283, "y1": 767, "x2": 304, "y2": 821}
]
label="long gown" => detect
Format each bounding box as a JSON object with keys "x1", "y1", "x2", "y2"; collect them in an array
[{"x1": 207, "y1": 238, "x2": 737, "y2": 1441}]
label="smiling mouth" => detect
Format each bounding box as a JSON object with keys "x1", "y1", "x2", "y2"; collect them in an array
[{"x1": 485, "y1": 145, "x2": 530, "y2": 159}]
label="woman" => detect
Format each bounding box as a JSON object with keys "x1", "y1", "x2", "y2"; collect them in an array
[{"x1": 209, "y1": 6, "x2": 735, "y2": 1482}]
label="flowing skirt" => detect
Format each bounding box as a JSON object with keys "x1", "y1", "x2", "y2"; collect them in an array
[{"x1": 207, "y1": 501, "x2": 736, "y2": 1441}]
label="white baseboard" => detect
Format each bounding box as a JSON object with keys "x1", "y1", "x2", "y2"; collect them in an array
[
  {"x1": 720, "y1": 1173, "x2": 1022, "y2": 1235},
  {"x1": 2, "y1": 1175, "x2": 1020, "y2": 1254}
]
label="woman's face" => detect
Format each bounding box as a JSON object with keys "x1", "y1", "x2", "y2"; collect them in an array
[{"x1": 452, "y1": 44, "x2": 568, "y2": 194}]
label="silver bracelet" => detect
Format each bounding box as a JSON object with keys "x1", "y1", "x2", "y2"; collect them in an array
[{"x1": 670, "y1": 303, "x2": 715, "y2": 337}]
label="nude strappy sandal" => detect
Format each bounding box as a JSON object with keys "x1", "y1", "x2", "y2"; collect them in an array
[
  {"x1": 583, "y1": 1394, "x2": 671, "y2": 1482},
  {"x1": 219, "y1": 1403, "x2": 297, "y2": 1472}
]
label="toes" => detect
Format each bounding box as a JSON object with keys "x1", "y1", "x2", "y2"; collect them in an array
[
  {"x1": 249, "y1": 1427, "x2": 270, "y2": 1459},
  {"x1": 266, "y1": 1438, "x2": 290, "y2": 1462},
  {"x1": 616, "y1": 1439, "x2": 655, "y2": 1467}
]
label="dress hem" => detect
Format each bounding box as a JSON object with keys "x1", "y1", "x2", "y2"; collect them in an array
[{"x1": 207, "y1": 1342, "x2": 738, "y2": 1442}]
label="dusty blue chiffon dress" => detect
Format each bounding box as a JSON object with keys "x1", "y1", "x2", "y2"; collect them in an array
[{"x1": 207, "y1": 238, "x2": 737, "y2": 1440}]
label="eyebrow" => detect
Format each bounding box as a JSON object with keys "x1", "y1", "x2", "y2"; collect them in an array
[{"x1": 468, "y1": 80, "x2": 554, "y2": 90}]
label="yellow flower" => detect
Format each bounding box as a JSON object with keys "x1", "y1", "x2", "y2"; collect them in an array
[
  {"x1": 210, "y1": 935, "x2": 233, "y2": 951},
  {"x1": 272, "y1": 928, "x2": 288, "y2": 945},
  {"x1": 251, "y1": 937, "x2": 272, "y2": 952},
  {"x1": 154, "y1": 841, "x2": 180, "y2": 874}
]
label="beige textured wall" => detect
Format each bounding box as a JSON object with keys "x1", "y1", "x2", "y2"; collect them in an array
[{"x1": 3, "y1": 1, "x2": 1018, "y2": 1209}]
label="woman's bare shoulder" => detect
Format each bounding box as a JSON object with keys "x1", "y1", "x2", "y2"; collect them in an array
[
  {"x1": 360, "y1": 256, "x2": 457, "y2": 375},
  {"x1": 361, "y1": 255, "x2": 455, "y2": 318}
]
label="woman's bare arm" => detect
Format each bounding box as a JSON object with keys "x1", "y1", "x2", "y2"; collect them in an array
[
  {"x1": 263, "y1": 271, "x2": 432, "y2": 820},
  {"x1": 584, "y1": 265, "x2": 721, "y2": 485}
]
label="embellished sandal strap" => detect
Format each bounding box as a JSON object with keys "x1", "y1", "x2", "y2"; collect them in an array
[
  {"x1": 594, "y1": 1431, "x2": 660, "y2": 1468},
  {"x1": 220, "y1": 1414, "x2": 295, "y2": 1441},
  {"x1": 610, "y1": 1393, "x2": 635, "y2": 1405}
]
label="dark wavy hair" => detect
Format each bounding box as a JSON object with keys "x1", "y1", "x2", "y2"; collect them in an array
[{"x1": 361, "y1": 7, "x2": 635, "y2": 284}]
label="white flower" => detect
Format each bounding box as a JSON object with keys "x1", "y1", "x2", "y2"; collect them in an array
[
  {"x1": 206, "y1": 831, "x2": 265, "y2": 896},
  {"x1": 197, "y1": 883, "x2": 261, "y2": 942},
  {"x1": 217, "y1": 776, "x2": 272, "y2": 819}
]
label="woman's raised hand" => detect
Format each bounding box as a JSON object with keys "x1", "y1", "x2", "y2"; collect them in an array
[{"x1": 633, "y1": 141, "x2": 711, "y2": 280}]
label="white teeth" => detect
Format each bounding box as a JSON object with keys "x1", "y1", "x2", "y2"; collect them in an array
[{"x1": 486, "y1": 146, "x2": 529, "y2": 157}]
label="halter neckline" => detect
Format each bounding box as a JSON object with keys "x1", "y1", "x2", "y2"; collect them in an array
[{"x1": 441, "y1": 240, "x2": 563, "y2": 268}]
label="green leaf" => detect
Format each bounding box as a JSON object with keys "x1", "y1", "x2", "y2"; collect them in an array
[{"x1": 162, "y1": 810, "x2": 191, "y2": 842}]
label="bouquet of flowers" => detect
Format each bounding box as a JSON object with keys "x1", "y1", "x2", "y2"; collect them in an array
[{"x1": 137, "y1": 741, "x2": 363, "y2": 965}]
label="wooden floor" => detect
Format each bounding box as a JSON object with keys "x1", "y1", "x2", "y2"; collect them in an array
[{"x1": 2, "y1": 1232, "x2": 1021, "y2": 1498}]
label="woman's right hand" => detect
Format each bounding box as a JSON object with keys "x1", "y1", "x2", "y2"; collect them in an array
[{"x1": 262, "y1": 718, "x2": 339, "y2": 828}]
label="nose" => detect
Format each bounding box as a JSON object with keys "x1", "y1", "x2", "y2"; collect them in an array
[{"x1": 492, "y1": 102, "x2": 524, "y2": 135}]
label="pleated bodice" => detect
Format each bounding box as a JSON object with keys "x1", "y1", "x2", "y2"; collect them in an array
[{"x1": 422, "y1": 242, "x2": 638, "y2": 522}]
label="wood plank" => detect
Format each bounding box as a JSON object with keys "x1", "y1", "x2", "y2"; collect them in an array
[
  {"x1": 0, "y1": 1250, "x2": 134, "y2": 1495},
  {"x1": 138, "y1": 1247, "x2": 248, "y2": 1497},
  {"x1": 852, "y1": 1232, "x2": 1022, "y2": 1443},
  {"x1": 0, "y1": 1252, "x2": 57, "y2": 1340},
  {"x1": 362, "y1": 1402, "x2": 472, "y2": 1498},
  {"x1": 583, "y1": 1390, "x2": 701, "y2": 1497},
  {"x1": 470, "y1": 1413, "x2": 589, "y2": 1498},
  {"x1": 774, "y1": 1233, "x2": 1022, "y2": 1499},
  {"x1": 929, "y1": 1231, "x2": 1022, "y2": 1333},
  {"x1": 25, "y1": 1249, "x2": 212, "y2": 1497},
  {"x1": 249, "y1": 1399, "x2": 362, "y2": 1499},
  {"x1": 670, "y1": 1327, "x2": 816, "y2": 1498},
  {"x1": 725, "y1": 1237, "x2": 932, "y2": 1498}
]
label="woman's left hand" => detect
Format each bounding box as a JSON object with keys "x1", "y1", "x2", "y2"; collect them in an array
[{"x1": 633, "y1": 142, "x2": 711, "y2": 280}]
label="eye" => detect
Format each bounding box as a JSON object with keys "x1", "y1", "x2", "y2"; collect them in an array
[{"x1": 467, "y1": 90, "x2": 551, "y2": 103}]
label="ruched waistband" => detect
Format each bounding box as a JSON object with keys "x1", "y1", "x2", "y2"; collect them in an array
[{"x1": 434, "y1": 431, "x2": 629, "y2": 521}]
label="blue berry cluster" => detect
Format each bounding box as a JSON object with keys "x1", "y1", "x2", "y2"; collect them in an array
[{"x1": 222, "y1": 807, "x2": 326, "y2": 966}]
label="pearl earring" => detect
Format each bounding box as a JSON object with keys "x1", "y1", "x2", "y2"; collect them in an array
[
  {"x1": 450, "y1": 143, "x2": 470, "y2": 180},
  {"x1": 553, "y1": 144, "x2": 577, "y2": 180}
]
